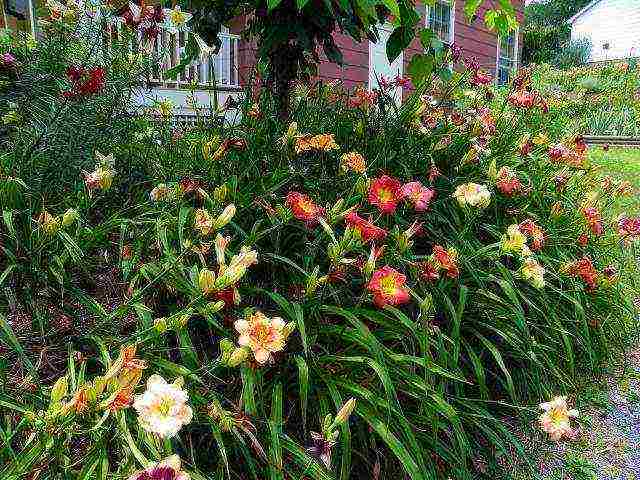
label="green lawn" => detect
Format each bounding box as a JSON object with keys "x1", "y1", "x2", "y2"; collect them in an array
[{"x1": 589, "y1": 147, "x2": 640, "y2": 216}]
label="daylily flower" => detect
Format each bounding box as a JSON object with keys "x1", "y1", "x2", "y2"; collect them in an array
[
  {"x1": 38, "y1": 211, "x2": 61, "y2": 235},
  {"x1": 519, "y1": 219, "x2": 546, "y2": 251},
  {"x1": 194, "y1": 209, "x2": 214, "y2": 236},
  {"x1": 307, "y1": 431, "x2": 337, "y2": 469},
  {"x1": 539, "y1": 396, "x2": 579, "y2": 441},
  {"x1": 63, "y1": 66, "x2": 105, "y2": 98},
  {"x1": 521, "y1": 257, "x2": 545, "y2": 289},
  {"x1": 0, "y1": 52, "x2": 16, "y2": 68},
  {"x1": 234, "y1": 310, "x2": 294, "y2": 364},
  {"x1": 565, "y1": 256, "x2": 599, "y2": 292},
  {"x1": 495, "y1": 166, "x2": 524, "y2": 197},
  {"x1": 133, "y1": 375, "x2": 193, "y2": 438},
  {"x1": 368, "y1": 175, "x2": 402, "y2": 214},
  {"x1": 367, "y1": 266, "x2": 410, "y2": 308},
  {"x1": 150, "y1": 183, "x2": 173, "y2": 202},
  {"x1": 618, "y1": 216, "x2": 640, "y2": 243},
  {"x1": 477, "y1": 108, "x2": 496, "y2": 136},
  {"x1": 340, "y1": 152, "x2": 366, "y2": 174},
  {"x1": 286, "y1": 192, "x2": 325, "y2": 225},
  {"x1": 161, "y1": 6, "x2": 192, "y2": 34},
  {"x1": 453, "y1": 183, "x2": 491, "y2": 209},
  {"x1": 128, "y1": 454, "x2": 190, "y2": 480},
  {"x1": 345, "y1": 211, "x2": 387, "y2": 243},
  {"x1": 548, "y1": 144, "x2": 586, "y2": 168},
  {"x1": 64, "y1": 387, "x2": 89, "y2": 415},
  {"x1": 432, "y1": 245, "x2": 460, "y2": 278},
  {"x1": 400, "y1": 181, "x2": 435, "y2": 212},
  {"x1": 501, "y1": 224, "x2": 528, "y2": 256},
  {"x1": 247, "y1": 103, "x2": 261, "y2": 119},
  {"x1": 295, "y1": 134, "x2": 340, "y2": 155},
  {"x1": 582, "y1": 207, "x2": 604, "y2": 236},
  {"x1": 106, "y1": 387, "x2": 135, "y2": 412},
  {"x1": 470, "y1": 69, "x2": 492, "y2": 86}
]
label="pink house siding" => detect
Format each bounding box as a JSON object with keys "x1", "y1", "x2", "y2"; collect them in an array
[{"x1": 234, "y1": 0, "x2": 524, "y2": 90}]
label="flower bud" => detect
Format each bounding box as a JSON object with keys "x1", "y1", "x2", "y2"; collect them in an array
[
  {"x1": 50, "y1": 376, "x2": 68, "y2": 404},
  {"x1": 214, "y1": 184, "x2": 228, "y2": 202},
  {"x1": 214, "y1": 234, "x2": 230, "y2": 266},
  {"x1": 334, "y1": 398, "x2": 356, "y2": 426},
  {"x1": 154, "y1": 317, "x2": 168, "y2": 333},
  {"x1": 199, "y1": 269, "x2": 216, "y2": 296},
  {"x1": 205, "y1": 300, "x2": 226, "y2": 315},
  {"x1": 227, "y1": 346, "x2": 250, "y2": 367},
  {"x1": 219, "y1": 339, "x2": 235, "y2": 364},
  {"x1": 214, "y1": 204, "x2": 236, "y2": 230},
  {"x1": 487, "y1": 159, "x2": 498, "y2": 181},
  {"x1": 62, "y1": 208, "x2": 79, "y2": 227}
]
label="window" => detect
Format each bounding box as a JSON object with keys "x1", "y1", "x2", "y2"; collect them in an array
[
  {"x1": 497, "y1": 32, "x2": 518, "y2": 85},
  {"x1": 426, "y1": 0, "x2": 454, "y2": 45},
  {"x1": 2, "y1": 0, "x2": 41, "y2": 36}
]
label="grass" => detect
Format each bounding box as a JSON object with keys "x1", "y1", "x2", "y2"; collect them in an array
[{"x1": 590, "y1": 147, "x2": 640, "y2": 216}]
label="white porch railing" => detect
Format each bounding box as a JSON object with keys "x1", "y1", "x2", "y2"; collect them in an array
[
  {"x1": 151, "y1": 30, "x2": 241, "y2": 89},
  {"x1": 111, "y1": 22, "x2": 241, "y2": 90}
]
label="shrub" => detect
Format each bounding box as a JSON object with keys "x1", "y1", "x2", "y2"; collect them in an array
[
  {"x1": 552, "y1": 38, "x2": 593, "y2": 69},
  {"x1": 1, "y1": 8, "x2": 639, "y2": 480}
]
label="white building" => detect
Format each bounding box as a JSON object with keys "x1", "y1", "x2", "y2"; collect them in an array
[{"x1": 569, "y1": 0, "x2": 640, "y2": 63}]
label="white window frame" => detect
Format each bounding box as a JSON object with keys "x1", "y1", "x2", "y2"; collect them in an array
[
  {"x1": 496, "y1": 29, "x2": 519, "y2": 86},
  {"x1": 425, "y1": 0, "x2": 455, "y2": 46}
]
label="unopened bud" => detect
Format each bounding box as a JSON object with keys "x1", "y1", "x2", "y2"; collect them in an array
[
  {"x1": 62, "y1": 208, "x2": 79, "y2": 227},
  {"x1": 50, "y1": 376, "x2": 68, "y2": 404},
  {"x1": 154, "y1": 317, "x2": 168, "y2": 333},
  {"x1": 334, "y1": 398, "x2": 356, "y2": 426},
  {"x1": 227, "y1": 347, "x2": 249, "y2": 367},
  {"x1": 214, "y1": 204, "x2": 236, "y2": 230},
  {"x1": 199, "y1": 269, "x2": 216, "y2": 296}
]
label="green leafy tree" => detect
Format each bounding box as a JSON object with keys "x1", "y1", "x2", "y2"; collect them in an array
[
  {"x1": 178, "y1": 0, "x2": 518, "y2": 118},
  {"x1": 522, "y1": 0, "x2": 592, "y2": 65}
]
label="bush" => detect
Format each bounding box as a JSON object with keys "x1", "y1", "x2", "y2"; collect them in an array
[
  {"x1": 552, "y1": 38, "x2": 593, "y2": 69},
  {"x1": 1, "y1": 9, "x2": 639, "y2": 480}
]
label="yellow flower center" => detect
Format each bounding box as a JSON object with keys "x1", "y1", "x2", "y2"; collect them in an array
[
  {"x1": 379, "y1": 275, "x2": 397, "y2": 296},
  {"x1": 171, "y1": 10, "x2": 186, "y2": 25},
  {"x1": 377, "y1": 188, "x2": 393, "y2": 204},
  {"x1": 549, "y1": 408, "x2": 567, "y2": 426},
  {"x1": 158, "y1": 397, "x2": 174, "y2": 416},
  {"x1": 251, "y1": 322, "x2": 272, "y2": 346}
]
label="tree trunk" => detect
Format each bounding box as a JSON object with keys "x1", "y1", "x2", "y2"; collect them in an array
[{"x1": 267, "y1": 43, "x2": 298, "y2": 121}]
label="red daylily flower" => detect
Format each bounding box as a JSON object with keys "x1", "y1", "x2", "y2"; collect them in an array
[
  {"x1": 63, "y1": 66, "x2": 105, "y2": 98},
  {"x1": 367, "y1": 266, "x2": 410, "y2": 308},
  {"x1": 345, "y1": 211, "x2": 387, "y2": 243},
  {"x1": 496, "y1": 166, "x2": 524, "y2": 197},
  {"x1": 368, "y1": 175, "x2": 402, "y2": 214},
  {"x1": 286, "y1": 192, "x2": 325, "y2": 225},
  {"x1": 519, "y1": 219, "x2": 546, "y2": 251},
  {"x1": 433, "y1": 245, "x2": 459, "y2": 278},
  {"x1": 582, "y1": 207, "x2": 604, "y2": 236}
]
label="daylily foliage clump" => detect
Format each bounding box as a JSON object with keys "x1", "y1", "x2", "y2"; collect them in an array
[{"x1": 0, "y1": 10, "x2": 639, "y2": 480}]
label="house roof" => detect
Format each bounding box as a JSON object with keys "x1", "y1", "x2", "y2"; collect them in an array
[{"x1": 568, "y1": 0, "x2": 603, "y2": 24}]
